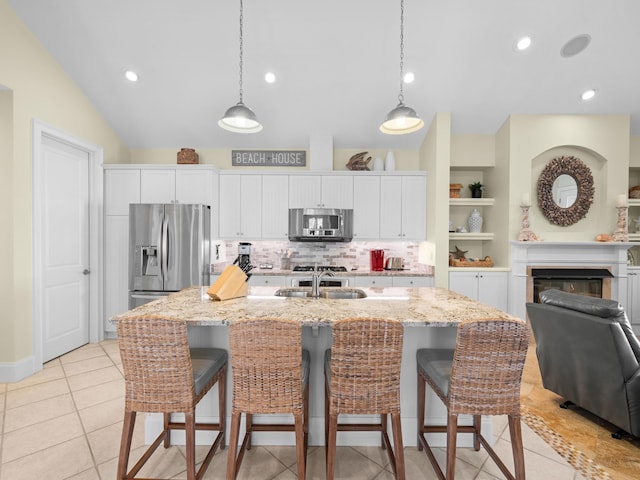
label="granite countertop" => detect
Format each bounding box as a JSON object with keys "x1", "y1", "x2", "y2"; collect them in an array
[
  {"x1": 237, "y1": 268, "x2": 434, "y2": 277},
  {"x1": 113, "y1": 286, "x2": 518, "y2": 327}
]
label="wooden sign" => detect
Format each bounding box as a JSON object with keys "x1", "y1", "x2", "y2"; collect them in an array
[{"x1": 232, "y1": 150, "x2": 306, "y2": 167}]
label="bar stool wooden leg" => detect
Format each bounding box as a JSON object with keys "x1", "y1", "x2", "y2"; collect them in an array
[
  {"x1": 326, "y1": 413, "x2": 338, "y2": 480},
  {"x1": 381, "y1": 413, "x2": 388, "y2": 449},
  {"x1": 391, "y1": 412, "x2": 406, "y2": 479},
  {"x1": 417, "y1": 371, "x2": 425, "y2": 452},
  {"x1": 226, "y1": 412, "x2": 241, "y2": 480},
  {"x1": 163, "y1": 413, "x2": 171, "y2": 448},
  {"x1": 473, "y1": 414, "x2": 481, "y2": 451},
  {"x1": 117, "y1": 411, "x2": 136, "y2": 480},
  {"x1": 219, "y1": 371, "x2": 227, "y2": 450},
  {"x1": 185, "y1": 411, "x2": 196, "y2": 480},
  {"x1": 246, "y1": 413, "x2": 253, "y2": 450},
  {"x1": 294, "y1": 412, "x2": 306, "y2": 480},
  {"x1": 446, "y1": 413, "x2": 458, "y2": 480},
  {"x1": 509, "y1": 414, "x2": 526, "y2": 479}
]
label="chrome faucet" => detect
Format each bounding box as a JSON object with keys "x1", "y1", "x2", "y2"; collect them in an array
[{"x1": 311, "y1": 269, "x2": 334, "y2": 297}]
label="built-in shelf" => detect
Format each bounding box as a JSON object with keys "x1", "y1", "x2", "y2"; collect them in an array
[
  {"x1": 449, "y1": 233, "x2": 495, "y2": 241},
  {"x1": 629, "y1": 233, "x2": 640, "y2": 241},
  {"x1": 628, "y1": 199, "x2": 640, "y2": 207},
  {"x1": 449, "y1": 198, "x2": 495, "y2": 206}
]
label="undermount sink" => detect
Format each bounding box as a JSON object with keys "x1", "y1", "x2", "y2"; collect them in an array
[
  {"x1": 274, "y1": 287, "x2": 367, "y2": 299},
  {"x1": 319, "y1": 288, "x2": 367, "y2": 299}
]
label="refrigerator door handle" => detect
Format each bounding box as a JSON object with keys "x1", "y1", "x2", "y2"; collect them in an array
[{"x1": 161, "y1": 215, "x2": 169, "y2": 281}]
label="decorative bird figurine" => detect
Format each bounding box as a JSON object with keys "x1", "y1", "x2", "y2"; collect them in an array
[{"x1": 449, "y1": 245, "x2": 468, "y2": 260}]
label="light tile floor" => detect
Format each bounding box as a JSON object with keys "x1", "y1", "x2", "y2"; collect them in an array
[{"x1": 0, "y1": 341, "x2": 587, "y2": 480}]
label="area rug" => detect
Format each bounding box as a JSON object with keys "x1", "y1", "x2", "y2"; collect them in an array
[{"x1": 521, "y1": 345, "x2": 640, "y2": 480}]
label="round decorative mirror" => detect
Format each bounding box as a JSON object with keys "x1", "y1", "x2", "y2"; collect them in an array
[{"x1": 537, "y1": 155, "x2": 594, "y2": 226}]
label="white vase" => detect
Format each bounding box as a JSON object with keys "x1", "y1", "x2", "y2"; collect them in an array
[
  {"x1": 372, "y1": 157, "x2": 384, "y2": 171},
  {"x1": 468, "y1": 209, "x2": 483, "y2": 233},
  {"x1": 384, "y1": 150, "x2": 396, "y2": 171}
]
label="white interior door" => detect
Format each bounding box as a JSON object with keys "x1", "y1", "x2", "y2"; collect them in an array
[{"x1": 40, "y1": 136, "x2": 90, "y2": 361}]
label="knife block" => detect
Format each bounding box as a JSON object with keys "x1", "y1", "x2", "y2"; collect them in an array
[{"x1": 207, "y1": 265, "x2": 248, "y2": 301}]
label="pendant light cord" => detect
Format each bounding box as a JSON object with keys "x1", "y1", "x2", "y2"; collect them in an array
[
  {"x1": 398, "y1": 0, "x2": 405, "y2": 105},
  {"x1": 238, "y1": 0, "x2": 244, "y2": 104}
]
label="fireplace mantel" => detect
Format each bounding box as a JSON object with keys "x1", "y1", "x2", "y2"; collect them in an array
[{"x1": 509, "y1": 241, "x2": 633, "y2": 321}]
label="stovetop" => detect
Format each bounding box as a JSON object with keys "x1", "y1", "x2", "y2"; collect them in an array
[{"x1": 292, "y1": 265, "x2": 348, "y2": 272}]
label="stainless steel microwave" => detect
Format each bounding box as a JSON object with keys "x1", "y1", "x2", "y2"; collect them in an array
[{"x1": 288, "y1": 208, "x2": 353, "y2": 242}]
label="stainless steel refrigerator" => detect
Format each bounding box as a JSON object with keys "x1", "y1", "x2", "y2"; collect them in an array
[{"x1": 128, "y1": 203, "x2": 211, "y2": 308}]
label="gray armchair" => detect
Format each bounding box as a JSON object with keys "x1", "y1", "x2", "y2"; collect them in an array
[{"x1": 526, "y1": 289, "x2": 640, "y2": 438}]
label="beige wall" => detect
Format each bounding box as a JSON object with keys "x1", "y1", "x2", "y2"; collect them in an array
[
  {"x1": 129, "y1": 147, "x2": 419, "y2": 171},
  {"x1": 0, "y1": 0, "x2": 129, "y2": 364},
  {"x1": 507, "y1": 114, "x2": 630, "y2": 243}
]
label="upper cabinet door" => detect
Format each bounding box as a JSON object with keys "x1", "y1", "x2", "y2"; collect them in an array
[
  {"x1": 262, "y1": 175, "x2": 289, "y2": 239},
  {"x1": 289, "y1": 175, "x2": 322, "y2": 208},
  {"x1": 140, "y1": 170, "x2": 175, "y2": 203},
  {"x1": 379, "y1": 176, "x2": 403, "y2": 238},
  {"x1": 175, "y1": 169, "x2": 214, "y2": 206},
  {"x1": 401, "y1": 175, "x2": 426, "y2": 240},
  {"x1": 353, "y1": 176, "x2": 380, "y2": 239},
  {"x1": 105, "y1": 169, "x2": 141, "y2": 215},
  {"x1": 321, "y1": 175, "x2": 353, "y2": 209},
  {"x1": 219, "y1": 174, "x2": 262, "y2": 239}
]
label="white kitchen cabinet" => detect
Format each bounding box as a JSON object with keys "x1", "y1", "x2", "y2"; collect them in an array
[
  {"x1": 175, "y1": 169, "x2": 215, "y2": 206},
  {"x1": 105, "y1": 169, "x2": 140, "y2": 215},
  {"x1": 140, "y1": 169, "x2": 175, "y2": 203},
  {"x1": 449, "y1": 270, "x2": 508, "y2": 311},
  {"x1": 289, "y1": 175, "x2": 354, "y2": 209},
  {"x1": 352, "y1": 175, "x2": 381, "y2": 239},
  {"x1": 379, "y1": 175, "x2": 426, "y2": 240},
  {"x1": 627, "y1": 267, "x2": 640, "y2": 327},
  {"x1": 140, "y1": 168, "x2": 215, "y2": 205},
  {"x1": 261, "y1": 175, "x2": 289, "y2": 239},
  {"x1": 353, "y1": 276, "x2": 393, "y2": 288},
  {"x1": 248, "y1": 275, "x2": 288, "y2": 287},
  {"x1": 392, "y1": 276, "x2": 434, "y2": 287},
  {"x1": 104, "y1": 215, "x2": 130, "y2": 333},
  {"x1": 219, "y1": 174, "x2": 262, "y2": 239}
]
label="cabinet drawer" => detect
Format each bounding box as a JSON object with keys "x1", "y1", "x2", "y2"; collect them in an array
[
  {"x1": 392, "y1": 276, "x2": 433, "y2": 287},
  {"x1": 249, "y1": 275, "x2": 287, "y2": 287},
  {"x1": 353, "y1": 276, "x2": 393, "y2": 287}
]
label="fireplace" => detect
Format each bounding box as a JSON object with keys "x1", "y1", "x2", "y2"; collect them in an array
[
  {"x1": 529, "y1": 267, "x2": 613, "y2": 303},
  {"x1": 510, "y1": 241, "x2": 631, "y2": 322}
]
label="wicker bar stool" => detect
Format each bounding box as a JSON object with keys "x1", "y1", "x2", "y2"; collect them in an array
[
  {"x1": 116, "y1": 315, "x2": 227, "y2": 480},
  {"x1": 226, "y1": 318, "x2": 310, "y2": 480},
  {"x1": 324, "y1": 317, "x2": 406, "y2": 480},
  {"x1": 416, "y1": 318, "x2": 529, "y2": 480}
]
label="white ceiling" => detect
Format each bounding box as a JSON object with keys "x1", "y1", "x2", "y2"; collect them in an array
[{"x1": 8, "y1": 0, "x2": 640, "y2": 150}]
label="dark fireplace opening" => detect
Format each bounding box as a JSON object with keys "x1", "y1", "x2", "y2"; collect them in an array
[{"x1": 531, "y1": 268, "x2": 613, "y2": 303}]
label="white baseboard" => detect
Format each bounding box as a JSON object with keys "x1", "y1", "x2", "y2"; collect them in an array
[{"x1": 0, "y1": 355, "x2": 39, "y2": 383}]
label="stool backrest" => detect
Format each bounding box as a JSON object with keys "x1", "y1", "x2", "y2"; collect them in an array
[
  {"x1": 449, "y1": 318, "x2": 529, "y2": 416},
  {"x1": 329, "y1": 317, "x2": 404, "y2": 414},
  {"x1": 117, "y1": 315, "x2": 195, "y2": 412},
  {"x1": 229, "y1": 318, "x2": 303, "y2": 414}
]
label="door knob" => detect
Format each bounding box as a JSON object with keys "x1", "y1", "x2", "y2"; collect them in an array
[{"x1": 82, "y1": 269, "x2": 91, "y2": 275}]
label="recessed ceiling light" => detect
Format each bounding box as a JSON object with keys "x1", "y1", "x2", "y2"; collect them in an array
[
  {"x1": 561, "y1": 34, "x2": 591, "y2": 58},
  {"x1": 124, "y1": 70, "x2": 139, "y2": 82},
  {"x1": 580, "y1": 89, "x2": 596, "y2": 101},
  {"x1": 515, "y1": 36, "x2": 533, "y2": 51},
  {"x1": 265, "y1": 72, "x2": 276, "y2": 83},
  {"x1": 403, "y1": 72, "x2": 415, "y2": 84}
]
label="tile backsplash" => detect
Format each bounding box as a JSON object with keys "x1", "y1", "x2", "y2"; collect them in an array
[{"x1": 216, "y1": 240, "x2": 432, "y2": 273}]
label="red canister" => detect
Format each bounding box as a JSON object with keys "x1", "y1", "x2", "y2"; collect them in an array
[{"x1": 370, "y1": 249, "x2": 385, "y2": 271}]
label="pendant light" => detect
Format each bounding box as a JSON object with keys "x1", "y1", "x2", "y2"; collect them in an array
[
  {"x1": 219, "y1": 0, "x2": 263, "y2": 133},
  {"x1": 380, "y1": 0, "x2": 424, "y2": 135}
]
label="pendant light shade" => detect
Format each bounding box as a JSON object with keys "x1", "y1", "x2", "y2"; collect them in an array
[
  {"x1": 219, "y1": 0, "x2": 262, "y2": 134},
  {"x1": 380, "y1": 101, "x2": 424, "y2": 134},
  {"x1": 219, "y1": 101, "x2": 263, "y2": 133},
  {"x1": 380, "y1": 0, "x2": 423, "y2": 135}
]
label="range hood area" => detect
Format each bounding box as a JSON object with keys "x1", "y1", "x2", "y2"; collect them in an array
[{"x1": 288, "y1": 208, "x2": 354, "y2": 242}]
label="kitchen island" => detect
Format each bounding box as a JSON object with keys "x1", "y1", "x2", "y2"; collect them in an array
[{"x1": 112, "y1": 286, "x2": 521, "y2": 447}]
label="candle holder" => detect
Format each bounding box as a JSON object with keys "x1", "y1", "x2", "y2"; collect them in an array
[
  {"x1": 517, "y1": 205, "x2": 539, "y2": 242},
  {"x1": 611, "y1": 205, "x2": 629, "y2": 242}
]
